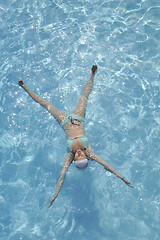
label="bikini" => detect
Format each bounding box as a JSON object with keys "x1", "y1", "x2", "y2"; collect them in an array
[
  {"x1": 67, "y1": 136, "x2": 89, "y2": 152},
  {"x1": 60, "y1": 114, "x2": 85, "y2": 128},
  {"x1": 60, "y1": 114, "x2": 89, "y2": 152}
]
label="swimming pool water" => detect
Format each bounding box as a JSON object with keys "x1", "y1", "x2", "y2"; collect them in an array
[{"x1": 0, "y1": 0, "x2": 160, "y2": 239}]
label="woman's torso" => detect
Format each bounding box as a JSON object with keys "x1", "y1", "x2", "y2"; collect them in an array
[
  {"x1": 61, "y1": 114, "x2": 89, "y2": 153},
  {"x1": 64, "y1": 121, "x2": 85, "y2": 139},
  {"x1": 64, "y1": 121, "x2": 89, "y2": 153}
]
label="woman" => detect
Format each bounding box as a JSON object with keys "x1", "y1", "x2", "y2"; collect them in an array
[{"x1": 18, "y1": 65, "x2": 133, "y2": 207}]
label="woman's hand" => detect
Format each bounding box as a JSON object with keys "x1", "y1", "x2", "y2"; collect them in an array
[
  {"x1": 48, "y1": 194, "x2": 58, "y2": 208},
  {"x1": 123, "y1": 178, "x2": 134, "y2": 188}
]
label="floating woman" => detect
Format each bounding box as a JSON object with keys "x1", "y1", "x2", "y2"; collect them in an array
[{"x1": 18, "y1": 65, "x2": 133, "y2": 207}]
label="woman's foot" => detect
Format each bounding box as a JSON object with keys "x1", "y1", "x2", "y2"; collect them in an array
[
  {"x1": 18, "y1": 80, "x2": 24, "y2": 86},
  {"x1": 92, "y1": 65, "x2": 97, "y2": 74}
]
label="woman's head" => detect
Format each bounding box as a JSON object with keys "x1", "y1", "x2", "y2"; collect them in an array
[
  {"x1": 75, "y1": 149, "x2": 86, "y2": 160},
  {"x1": 74, "y1": 150, "x2": 88, "y2": 169}
]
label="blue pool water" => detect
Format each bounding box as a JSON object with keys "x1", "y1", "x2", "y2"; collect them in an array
[{"x1": 0, "y1": 0, "x2": 160, "y2": 239}]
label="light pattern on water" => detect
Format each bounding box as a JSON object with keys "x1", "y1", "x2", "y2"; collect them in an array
[{"x1": 0, "y1": 0, "x2": 160, "y2": 239}]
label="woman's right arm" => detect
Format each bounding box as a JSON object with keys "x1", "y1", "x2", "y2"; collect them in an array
[{"x1": 85, "y1": 144, "x2": 133, "y2": 188}]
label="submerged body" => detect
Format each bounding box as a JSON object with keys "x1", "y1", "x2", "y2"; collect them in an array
[{"x1": 18, "y1": 65, "x2": 133, "y2": 207}]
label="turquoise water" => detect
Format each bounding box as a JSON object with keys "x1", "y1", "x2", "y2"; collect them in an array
[{"x1": 0, "y1": 0, "x2": 160, "y2": 239}]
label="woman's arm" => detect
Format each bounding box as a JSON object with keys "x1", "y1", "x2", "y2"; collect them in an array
[
  {"x1": 85, "y1": 145, "x2": 133, "y2": 188},
  {"x1": 48, "y1": 152, "x2": 74, "y2": 208}
]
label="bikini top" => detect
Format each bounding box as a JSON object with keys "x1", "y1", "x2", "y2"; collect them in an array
[{"x1": 67, "y1": 136, "x2": 89, "y2": 152}]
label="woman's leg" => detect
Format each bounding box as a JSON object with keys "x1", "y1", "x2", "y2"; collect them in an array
[
  {"x1": 18, "y1": 80, "x2": 67, "y2": 124},
  {"x1": 73, "y1": 65, "x2": 97, "y2": 118}
]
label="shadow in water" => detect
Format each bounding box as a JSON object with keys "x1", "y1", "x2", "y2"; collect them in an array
[{"x1": 60, "y1": 168, "x2": 106, "y2": 240}]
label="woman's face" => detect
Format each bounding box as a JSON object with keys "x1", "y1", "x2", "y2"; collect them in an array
[{"x1": 75, "y1": 149, "x2": 86, "y2": 161}]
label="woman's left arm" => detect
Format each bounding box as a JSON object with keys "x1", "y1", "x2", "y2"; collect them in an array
[
  {"x1": 48, "y1": 152, "x2": 74, "y2": 207},
  {"x1": 85, "y1": 145, "x2": 133, "y2": 188}
]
